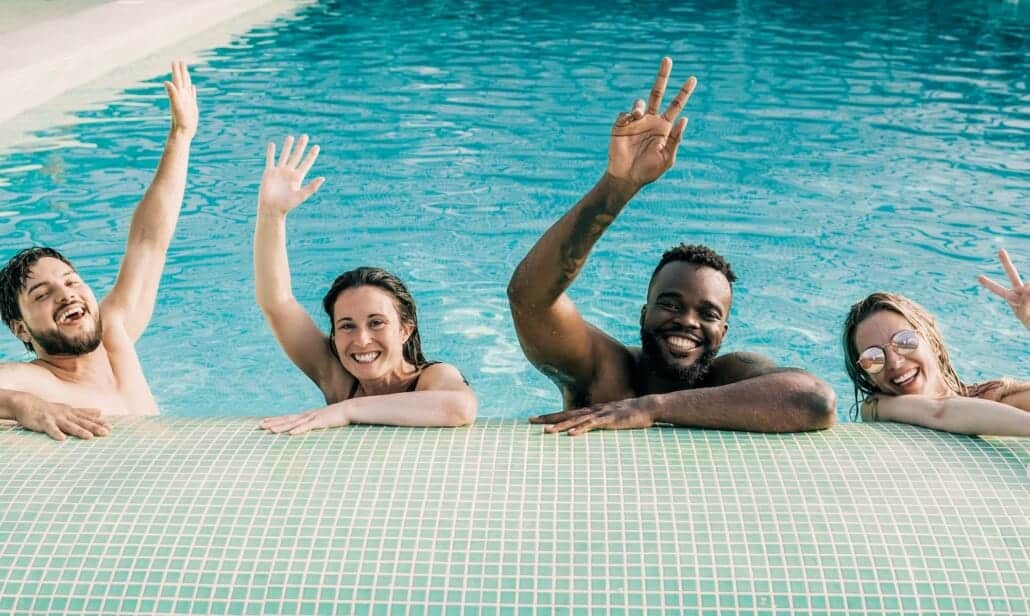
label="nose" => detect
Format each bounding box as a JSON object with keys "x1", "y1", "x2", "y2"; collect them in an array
[
  {"x1": 53, "y1": 285, "x2": 78, "y2": 305},
  {"x1": 353, "y1": 326, "x2": 372, "y2": 346},
  {"x1": 884, "y1": 346, "x2": 906, "y2": 368}
]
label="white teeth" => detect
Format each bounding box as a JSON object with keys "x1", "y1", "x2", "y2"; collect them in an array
[
  {"x1": 665, "y1": 335, "x2": 699, "y2": 352},
  {"x1": 892, "y1": 369, "x2": 918, "y2": 385},
  {"x1": 56, "y1": 305, "x2": 84, "y2": 323},
  {"x1": 352, "y1": 352, "x2": 380, "y2": 364}
]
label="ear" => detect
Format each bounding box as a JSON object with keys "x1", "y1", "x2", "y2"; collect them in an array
[
  {"x1": 401, "y1": 321, "x2": 414, "y2": 344},
  {"x1": 722, "y1": 321, "x2": 729, "y2": 336},
  {"x1": 10, "y1": 320, "x2": 31, "y2": 345},
  {"x1": 639, "y1": 304, "x2": 647, "y2": 327}
]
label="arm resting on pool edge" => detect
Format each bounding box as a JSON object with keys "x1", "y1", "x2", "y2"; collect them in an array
[
  {"x1": 102, "y1": 62, "x2": 197, "y2": 341},
  {"x1": 259, "y1": 363, "x2": 477, "y2": 434},
  {"x1": 871, "y1": 394, "x2": 1030, "y2": 436},
  {"x1": 0, "y1": 385, "x2": 110, "y2": 440},
  {"x1": 531, "y1": 369, "x2": 837, "y2": 435}
]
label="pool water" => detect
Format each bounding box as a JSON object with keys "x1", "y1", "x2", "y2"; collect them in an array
[{"x1": 0, "y1": 0, "x2": 1026, "y2": 419}]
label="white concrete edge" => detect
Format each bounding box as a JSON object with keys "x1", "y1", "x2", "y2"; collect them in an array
[{"x1": 0, "y1": 0, "x2": 313, "y2": 152}]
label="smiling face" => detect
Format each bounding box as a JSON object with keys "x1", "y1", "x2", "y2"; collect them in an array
[
  {"x1": 14, "y1": 257, "x2": 102, "y2": 356},
  {"x1": 640, "y1": 261, "x2": 731, "y2": 386},
  {"x1": 852, "y1": 309, "x2": 948, "y2": 397},
  {"x1": 331, "y1": 285, "x2": 414, "y2": 380}
]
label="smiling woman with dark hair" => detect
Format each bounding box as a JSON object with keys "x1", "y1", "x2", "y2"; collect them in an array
[
  {"x1": 842, "y1": 250, "x2": 1030, "y2": 435},
  {"x1": 253, "y1": 136, "x2": 476, "y2": 435}
]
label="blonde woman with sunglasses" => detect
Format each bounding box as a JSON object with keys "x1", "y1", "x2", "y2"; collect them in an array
[{"x1": 841, "y1": 250, "x2": 1029, "y2": 436}]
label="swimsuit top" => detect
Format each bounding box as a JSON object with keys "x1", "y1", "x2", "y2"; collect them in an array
[{"x1": 346, "y1": 361, "x2": 441, "y2": 400}]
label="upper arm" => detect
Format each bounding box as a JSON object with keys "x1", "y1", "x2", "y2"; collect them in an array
[
  {"x1": 998, "y1": 381, "x2": 1030, "y2": 412},
  {"x1": 260, "y1": 299, "x2": 347, "y2": 390},
  {"x1": 702, "y1": 352, "x2": 779, "y2": 387},
  {"x1": 508, "y1": 291, "x2": 616, "y2": 390},
  {"x1": 417, "y1": 363, "x2": 475, "y2": 395},
  {"x1": 101, "y1": 240, "x2": 167, "y2": 341}
]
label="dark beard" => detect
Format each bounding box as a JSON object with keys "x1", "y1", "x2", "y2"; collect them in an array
[
  {"x1": 640, "y1": 326, "x2": 718, "y2": 388},
  {"x1": 27, "y1": 317, "x2": 103, "y2": 356}
]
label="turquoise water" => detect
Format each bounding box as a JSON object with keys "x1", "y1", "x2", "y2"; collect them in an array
[{"x1": 0, "y1": 0, "x2": 1026, "y2": 419}]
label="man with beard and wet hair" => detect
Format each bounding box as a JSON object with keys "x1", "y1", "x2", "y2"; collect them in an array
[
  {"x1": 0, "y1": 61, "x2": 198, "y2": 440},
  {"x1": 508, "y1": 58, "x2": 836, "y2": 435}
]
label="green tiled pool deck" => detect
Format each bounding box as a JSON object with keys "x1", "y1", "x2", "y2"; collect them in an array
[{"x1": 0, "y1": 419, "x2": 1027, "y2": 615}]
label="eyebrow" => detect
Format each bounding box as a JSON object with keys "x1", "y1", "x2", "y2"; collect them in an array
[
  {"x1": 335, "y1": 313, "x2": 388, "y2": 324},
  {"x1": 24, "y1": 270, "x2": 76, "y2": 296}
]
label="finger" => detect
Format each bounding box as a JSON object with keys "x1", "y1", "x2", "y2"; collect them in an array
[
  {"x1": 288, "y1": 416, "x2": 320, "y2": 436},
  {"x1": 665, "y1": 118, "x2": 688, "y2": 161},
  {"x1": 173, "y1": 61, "x2": 185, "y2": 89},
  {"x1": 265, "y1": 142, "x2": 276, "y2": 169},
  {"x1": 568, "y1": 416, "x2": 606, "y2": 436},
  {"x1": 301, "y1": 177, "x2": 325, "y2": 200},
  {"x1": 978, "y1": 275, "x2": 1013, "y2": 300},
  {"x1": 182, "y1": 63, "x2": 192, "y2": 90},
  {"x1": 288, "y1": 135, "x2": 309, "y2": 169},
  {"x1": 43, "y1": 423, "x2": 66, "y2": 441},
  {"x1": 631, "y1": 98, "x2": 645, "y2": 120},
  {"x1": 662, "y1": 75, "x2": 697, "y2": 122},
  {"x1": 260, "y1": 414, "x2": 302, "y2": 429},
  {"x1": 57, "y1": 418, "x2": 92, "y2": 440},
  {"x1": 277, "y1": 136, "x2": 294, "y2": 167},
  {"x1": 999, "y1": 249, "x2": 1022, "y2": 288},
  {"x1": 163, "y1": 82, "x2": 177, "y2": 106},
  {"x1": 646, "y1": 57, "x2": 672, "y2": 115},
  {"x1": 547, "y1": 412, "x2": 598, "y2": 434},
  {"x1": 270, "y1": 414, "x2": 313, "y2": 433},
  {"x1": 530, "y1": 408, "x2": 592, "y2": 424},
  {"x1": 75, "y1": 416, "x2": 110, "y2": 436},
  {"x1": 297, "y1": 143, "x2": 320, "y2": 177},
  {"x1": 614, "y1": 112, "x2": 633, "y2": 128}
]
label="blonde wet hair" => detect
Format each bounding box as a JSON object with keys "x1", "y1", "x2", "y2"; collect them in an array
[{"x1": 841, "y1": 292, "x2": 974, "y2": 418}]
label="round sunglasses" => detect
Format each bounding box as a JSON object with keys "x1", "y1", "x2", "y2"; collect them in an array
[{"x1": 857, "y1": 329, "x2": 921, "y2": 375}]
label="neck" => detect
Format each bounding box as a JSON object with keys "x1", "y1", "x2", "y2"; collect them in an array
[
  {"x1": 33, "y1": 345, "x2": 113, "y2": 383},
  {"x1": 357, "y1": 361, "x2": 419, "y2": 396},
  {"x1": 636, "y1": 354, "x2": 694, "y2": 395}
]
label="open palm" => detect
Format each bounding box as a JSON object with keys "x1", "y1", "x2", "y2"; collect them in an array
[
  {"x1": 258, "y1": 135, "x2": 325, "y2": 217},
  {"x1": 607, "y1": 57, "x2": 697, "y2": 186}
]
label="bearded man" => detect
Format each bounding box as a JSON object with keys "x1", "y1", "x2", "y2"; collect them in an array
[
  {"x1": 0, "y1": 61, "x2": 198, "y2": 440},
  {"x1": 507, "y1": 58, "x2": 836, "y2": 435}
]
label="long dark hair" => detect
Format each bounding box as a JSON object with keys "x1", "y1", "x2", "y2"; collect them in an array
[{"x1": 322, "y1": 267, "x2": 427, "y2": 367}]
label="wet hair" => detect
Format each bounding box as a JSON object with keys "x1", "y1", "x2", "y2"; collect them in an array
[
  {"x1": 0, "y1": 247, "x2": 75, "y2": 352},
  {"x1": 322, "y1": 266, "x2": 427, "y2": 367},
  {"x1": 648, "y1": 244, "x2": 737, "y2": 292},
  {"x1": 842, "y1": 292, "x2": 973, "y2": 417}
]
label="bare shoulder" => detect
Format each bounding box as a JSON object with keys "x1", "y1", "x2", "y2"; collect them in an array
[
  {"x1": 702, "y1": 352, "x2": 779, "y2": 387},
  {"x1": 0, "y1": 360, "x2": 58, "y2": 391},
  {"x1": 417, "y1": 362, "x2": 471, "y2": 391}
]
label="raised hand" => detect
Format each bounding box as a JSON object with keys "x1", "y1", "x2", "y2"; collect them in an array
[
  {"x1": 529, "y1": 398, "x2": 655, "y2": 436},
  {"x1": 165, "y1": 60, "x2": 198, "y2": 139},
  {"x1": 258, "y1": 135, "x2": 326, "y2": 217},
  {"x1": 607, "y1": 57, "x2": 697, "y2": 187},
  {"x1": 978, "y1": 248, "x2": 1030, "y2": 331}
]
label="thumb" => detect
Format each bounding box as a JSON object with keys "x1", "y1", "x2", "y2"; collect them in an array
[{"x1": 301, "y1": 177, "x2": 326, "y2": 200}]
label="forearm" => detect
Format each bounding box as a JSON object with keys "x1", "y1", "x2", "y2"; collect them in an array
[
  {"x1": 343, "y1": 390, "x2": 477, "y2": 427},
  {"x1": 508, "y1": 173, "x2": 639, "y2": 307},
  {"x1": 253, "y1": 211, "x2": 296, "y2": 309},
  {"x1": 0, "y1": 388, "x2": 42, "y2": 421},
  {"x1": 919, "y1": 396, "x2": 1030, "y2": 436},
  {"x1": 650, "y1": 371, "x2": 837, "y2": 433},
  {"x1": 128, "y1": 130, "x2": 192, "y2": 248}
]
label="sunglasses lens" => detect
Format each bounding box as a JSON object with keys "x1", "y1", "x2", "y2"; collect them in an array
[
  {"x1": 858, "y1": 348, "x2": 885, "y2": 374},
  {"x1": 893, "y1": 330, "x2": 920, "y2": 353}
]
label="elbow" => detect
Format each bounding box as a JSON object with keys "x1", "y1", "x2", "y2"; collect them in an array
[
  {"x1": 786, "y1": 373, "x2": 837, "y2": 432},
  {"x1": 446, "y1": 394, "x2": 478, "y2": 427}
]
